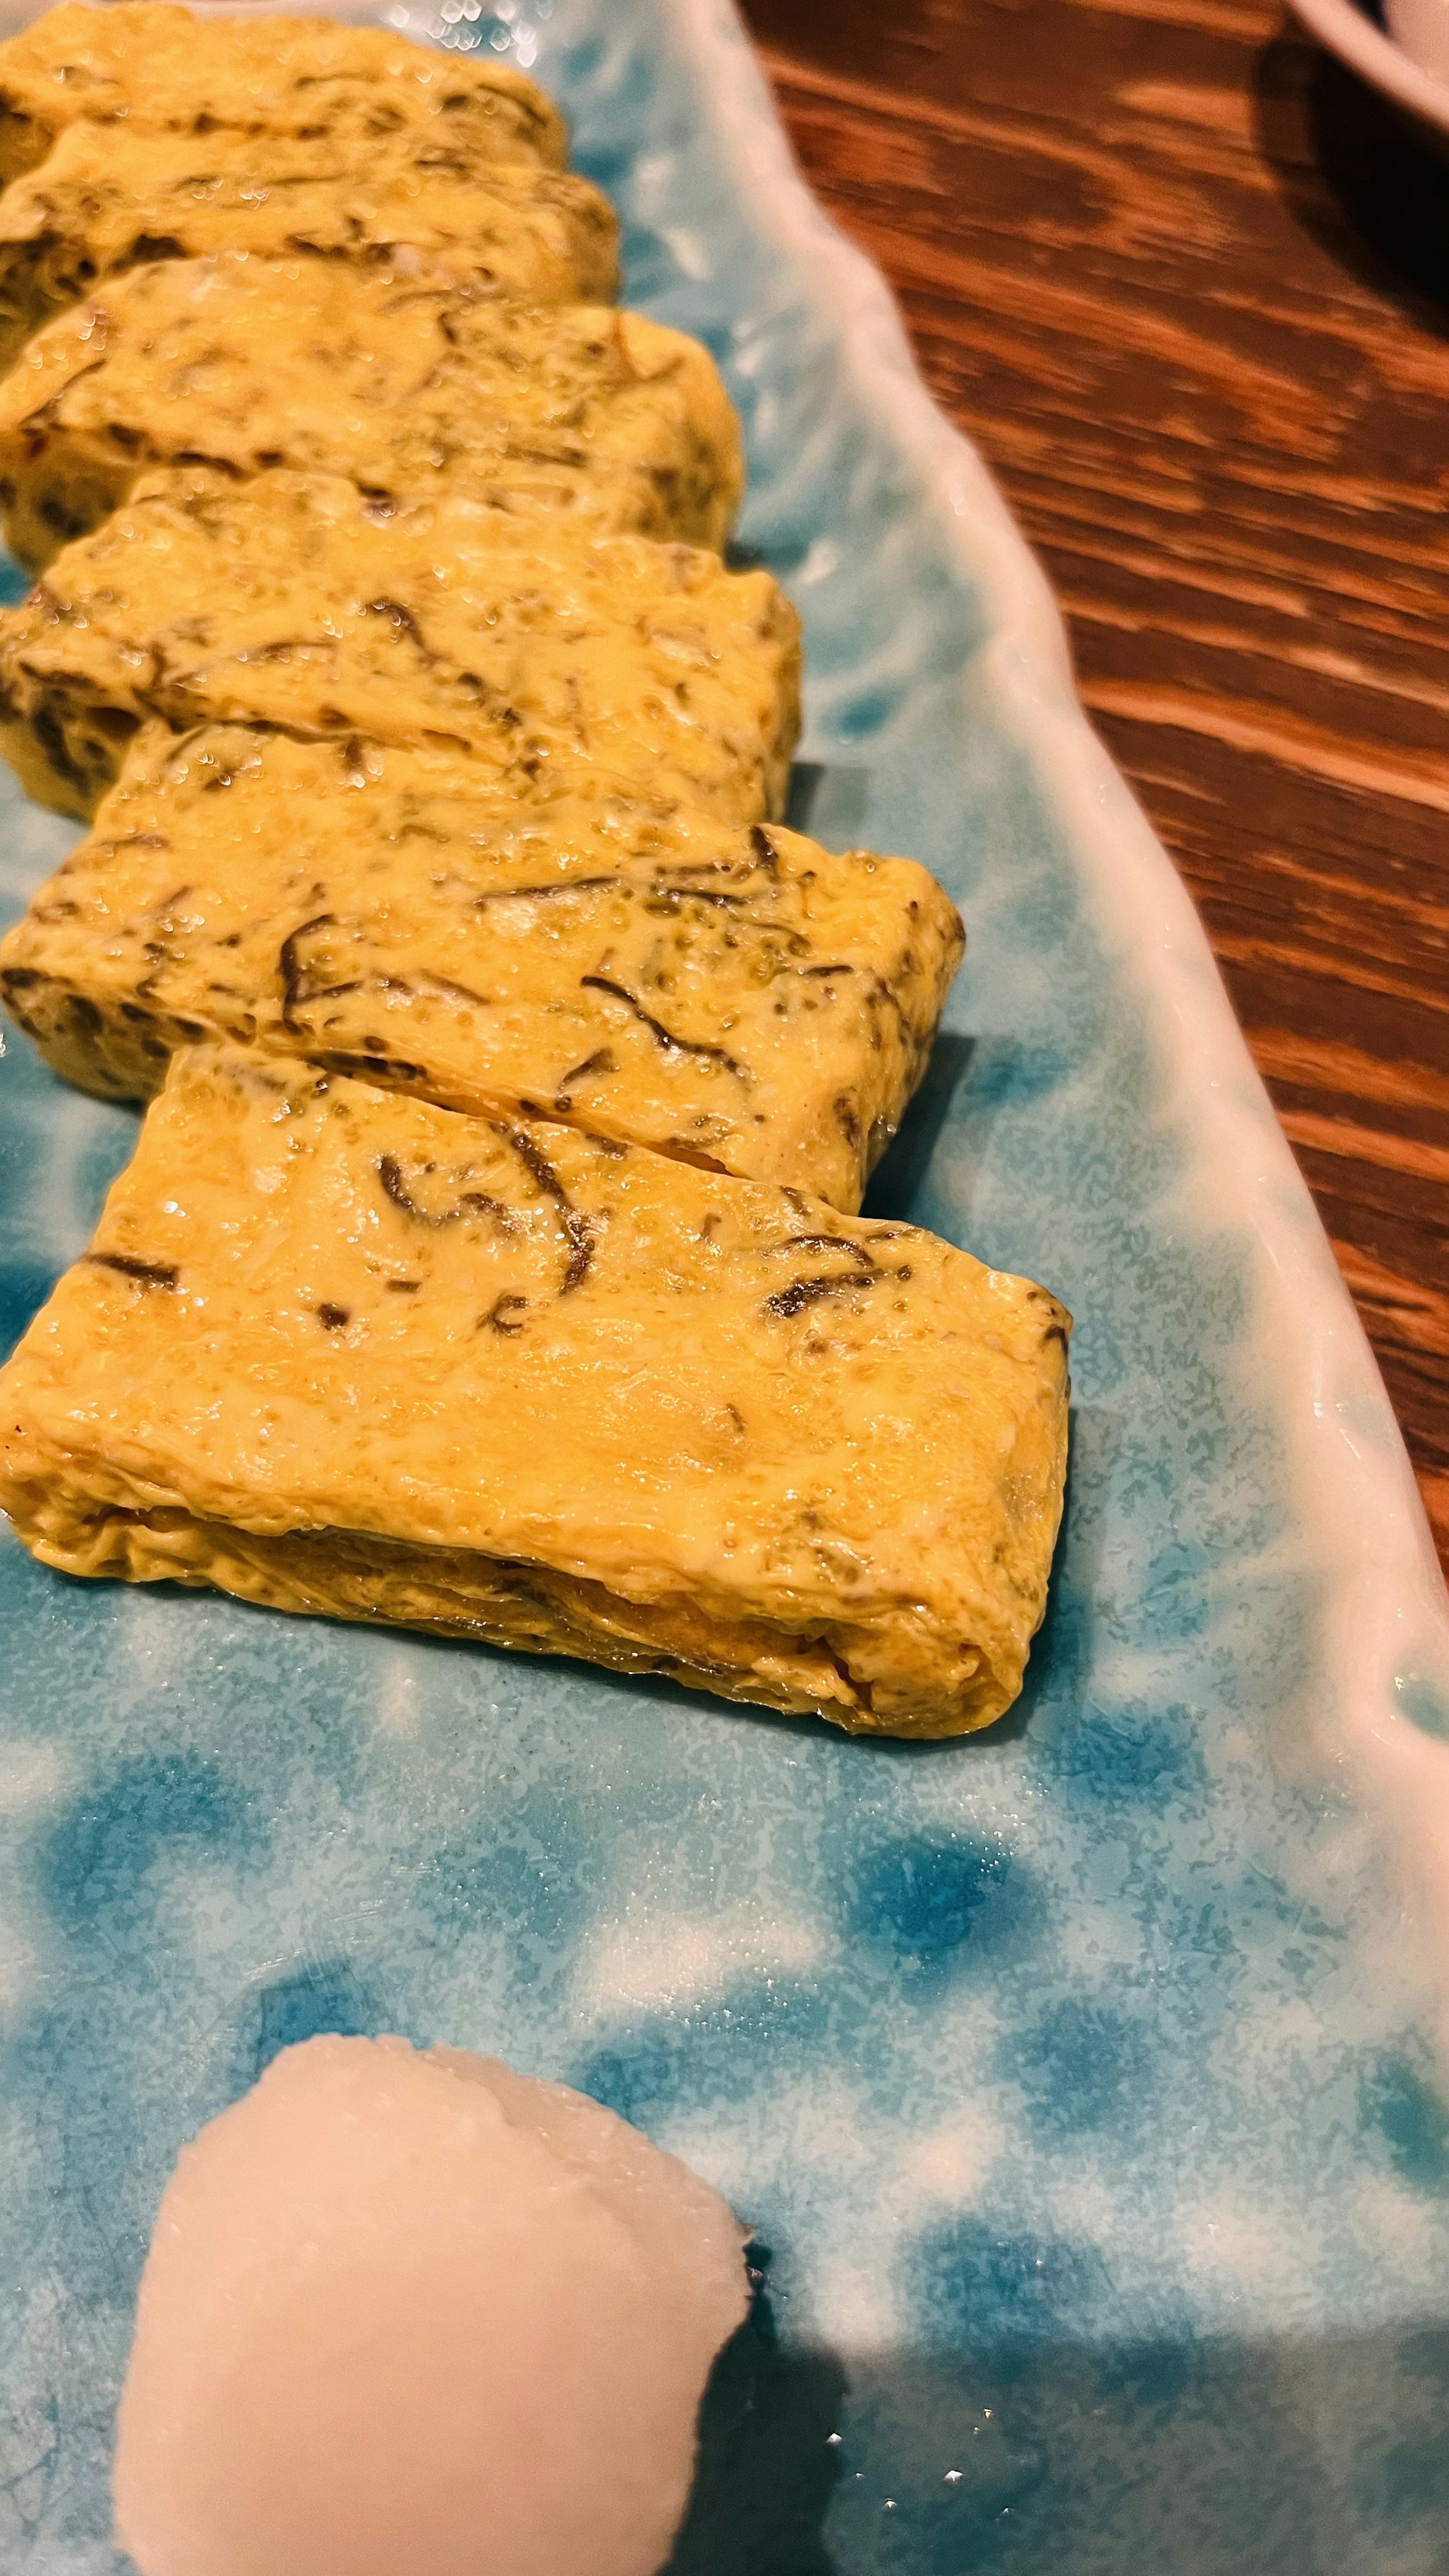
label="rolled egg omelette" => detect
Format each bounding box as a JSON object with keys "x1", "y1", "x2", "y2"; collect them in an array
[
  {"x1": 0, "y1": 1046, "x2": 1071, "y2": 1738},
  {"x1": 0, "y1": 261, "x2": 743, "y2": 572},
  {"x1": 0, "y1": 468, "x2": 800, "y2": 821},
  {"x1": 0, "y1": 721, "x2": 963, "y2": 1213},
  {"x1": 0, "y1": 3, "x2": 567, "y2": 188},
  {"x1": 0, "y1": 111, "x2": 616, "y2": 370}
]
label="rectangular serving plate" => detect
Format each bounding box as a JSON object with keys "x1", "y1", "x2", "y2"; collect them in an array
[{"x1": 0, "y1": 4, "x2": 1447, "y2": 2569}]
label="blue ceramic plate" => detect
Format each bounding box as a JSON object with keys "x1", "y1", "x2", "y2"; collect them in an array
[{"x1": 2, "y1": 4, "x2": 1449, "y2": 2568}]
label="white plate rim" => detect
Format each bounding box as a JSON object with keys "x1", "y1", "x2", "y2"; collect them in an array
[{"x1": 1286, "y1": 0, "x2": 1449, "y2": 137}]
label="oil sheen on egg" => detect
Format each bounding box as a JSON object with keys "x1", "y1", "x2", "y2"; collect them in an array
[{"x1": 112, "y1": 2034, "x2": 751, "y2": 2576}]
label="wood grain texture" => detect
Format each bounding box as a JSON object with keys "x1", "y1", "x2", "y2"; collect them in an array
[{"x1": 740, "y1": 0, "x2": 1449, "y2": 1570}]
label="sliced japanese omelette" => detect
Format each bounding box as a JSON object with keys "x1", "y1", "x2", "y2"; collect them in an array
[
  {"x1": 0, "y1": 112, "x2": 615, "y2": 368},
  {"x1": 0, "y1": 721, "x2": 963, "y2": 1212},
  {"x1": 0, "y1": 468, "x2": 800, "y2": 821},
  {"x1": 0, "y1": 3, "x2": 567, "y2": 188},
  {"x1": 0, "y1": 261, "x2": 741, "y2": 573},
  {"x1": 0, "y1": 1046, "x2": 1070, "y2": 1738}
]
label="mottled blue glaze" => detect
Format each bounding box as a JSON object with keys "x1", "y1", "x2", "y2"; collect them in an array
[{"x1": 1, "y1": 3, "x2": 1447, "y2": 2569}]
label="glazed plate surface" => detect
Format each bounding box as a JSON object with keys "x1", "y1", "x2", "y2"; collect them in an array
[{"x1": 2, "y1": 4, "x2": 1449, "y2": 2568}]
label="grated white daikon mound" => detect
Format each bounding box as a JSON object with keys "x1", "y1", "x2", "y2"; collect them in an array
[{"x1": 112, "y1": 2034, "x2": 751, "y2": 2576}]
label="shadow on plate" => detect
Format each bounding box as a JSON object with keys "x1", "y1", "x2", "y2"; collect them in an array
[
  {"x1": 783, "y1": 759, "x2": 874, "y2": 849},
  {"x1": 861, "y1": 1030, "x2": 976, "y2": 1227},
  {"x1": 862, "y1": 1027, "x2": 1070, "y2": 1244},
  {"x1": 666, "y1": 2273, "x2": 846, "y2": 2576},
  {"x1": 669, "y1": 2314, "x2": 1449, "y2": 2576}
]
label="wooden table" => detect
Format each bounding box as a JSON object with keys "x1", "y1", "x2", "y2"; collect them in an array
[{"x1": 740, "y1": 0, "x2": 1449, "y2": 1574}]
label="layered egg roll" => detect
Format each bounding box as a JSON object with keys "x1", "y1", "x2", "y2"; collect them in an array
[
  {"x1": 0, "y1": 2, "x2": 566, "y2": 188},
  {"x1": 0, "y1": 262, "x2": 741, "y2": 572},
  {"x1": 0, "y1": 1046, "x2": 1070, "y2": 1738},
  {"x1": 0, "y1": 721, "x2": 963, "y2": 1210},
  {"x1": 0, "y1": 468, "x2": 800, "y2": 820},
  {"x1": 0, "y1": 113, "x2": 614, "y2": 367}
]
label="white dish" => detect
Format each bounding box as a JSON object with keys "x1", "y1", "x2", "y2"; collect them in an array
[{"x1": 1290, "y1": 0, "x2": 1449, "y2": 135}]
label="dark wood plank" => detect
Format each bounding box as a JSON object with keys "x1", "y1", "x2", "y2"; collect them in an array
[{"x1": 740, "y1": 0, "x2": 1449, "y2": 1569}]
